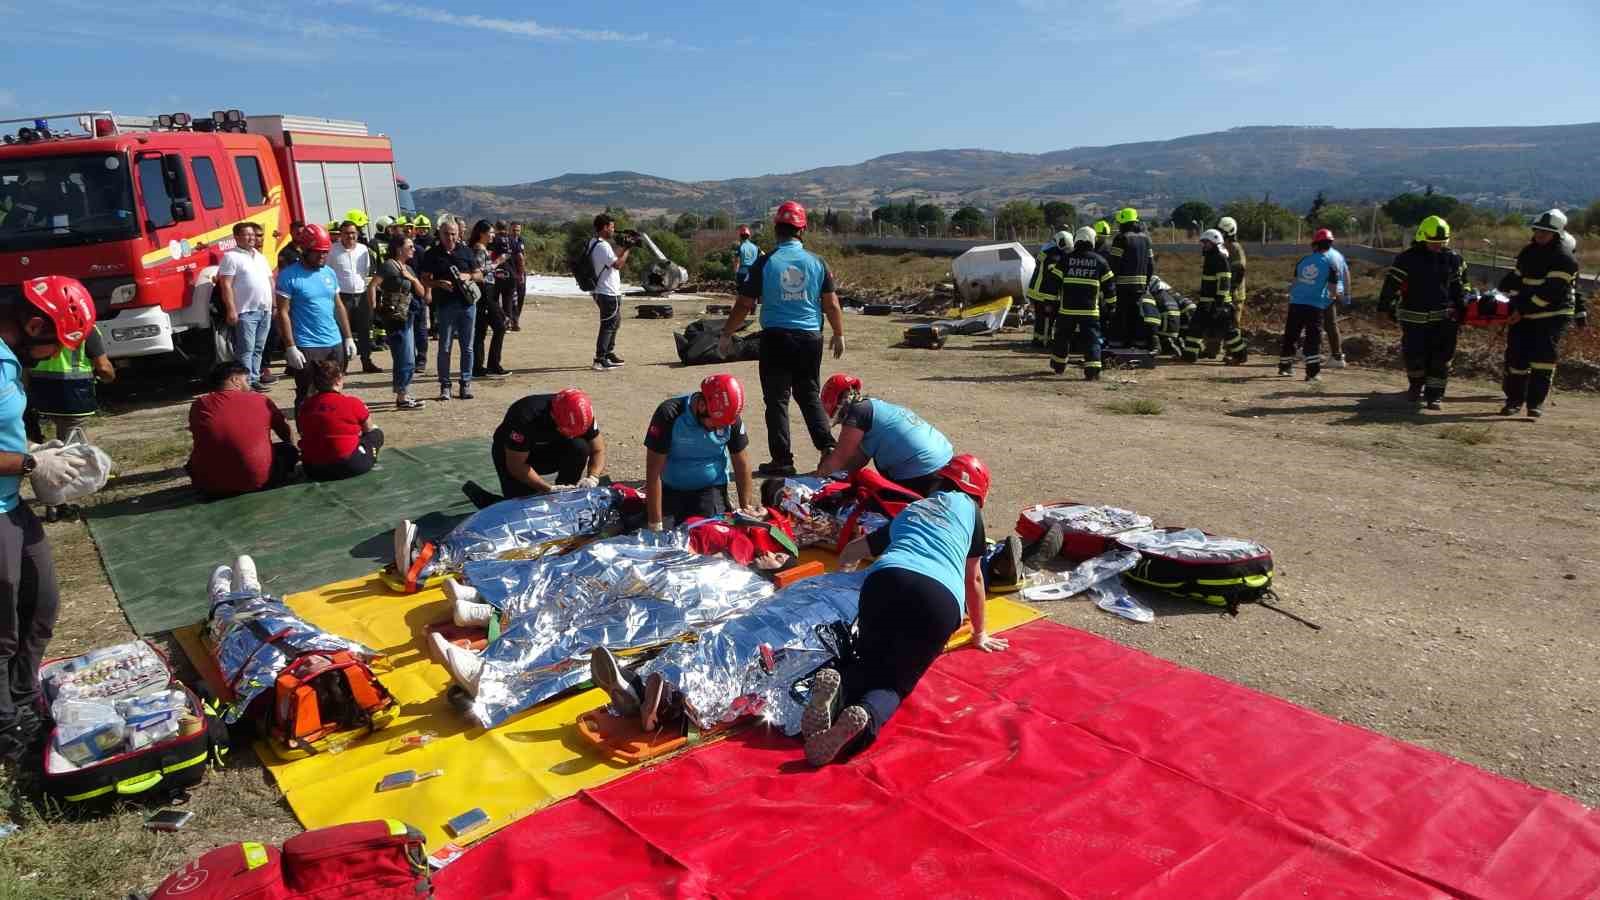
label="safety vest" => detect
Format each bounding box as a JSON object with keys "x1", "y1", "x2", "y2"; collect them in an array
[{"x1": 31, "y1": 343, "x2": 96, "y2": 418}]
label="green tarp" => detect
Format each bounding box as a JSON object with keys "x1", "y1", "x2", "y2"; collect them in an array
[{"x1": 88, "y1": 438, "x2": 495, "y2": 634}]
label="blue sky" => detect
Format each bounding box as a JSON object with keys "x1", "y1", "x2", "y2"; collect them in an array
[{"x1": 5, "y1": 0, "x2": 1598, "y2": 189}]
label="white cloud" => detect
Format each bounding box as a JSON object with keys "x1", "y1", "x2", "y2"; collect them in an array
[{"x1": 339, "y1": 0, "x2": 652, "y2": 43}]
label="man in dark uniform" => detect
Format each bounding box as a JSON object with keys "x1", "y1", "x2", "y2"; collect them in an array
[
  {"x1": 461, "y1": 388, "x2": 608, "y2": 509},
  {"x1": 1106, "y1": 208, "x2": 1158, "y2": 349},
  {"x1": 1049, "y1": 227, "x2": 1115, "y2": 380},
  {"x1": 1379, "y1": 216, "x2": 1468, "y2": 410},
  {"x1": 1499, "y1": 210, "x2": 1585, "y2": 418}
]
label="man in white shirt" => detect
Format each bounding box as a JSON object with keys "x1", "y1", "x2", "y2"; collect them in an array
[
  {"x1": 329, "y1": 220, "x2": 380, "y2": 373},
  {"x1": 588, "y1": 213, "x2": 631, "y2": 371},
  {"x1": 216, "y1": 222, "x2": 276, "y2": 391}
]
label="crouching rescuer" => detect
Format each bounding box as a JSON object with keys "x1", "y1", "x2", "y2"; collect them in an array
[
  {"x1": 1499, "y1": 210, "x2": 1584, "y2": 419},
  {"x1": 1380, "y1": 216, "x2": 1468, "y2": 409},
  {"x1": 1049, "y1": 226, "x2": 1114, "y2": 380}
]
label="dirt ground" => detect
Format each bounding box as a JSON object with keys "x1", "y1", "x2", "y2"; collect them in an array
[{"x1": 4, "y1": 288, "x2": 1597, "y2": 898}]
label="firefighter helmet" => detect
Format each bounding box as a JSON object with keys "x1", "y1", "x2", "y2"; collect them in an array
[
  {"x1": 343, "y1": 209, "x2": 368, "y2": 228},
  {"x1": 698, "y1": 374, "x2": 745, "y2": 429},
  {"x1": 1217, "y1": 216, "x2": 1238, "y2": 237},
  {"x1": 21, "y1": 275, "x2": 96, "y2": 351},
  {"x1": 1200, "y1": 228, "x2": 1224, "y2": 247},
  {"x1": 1311, "y1": 228, "x2": 1335, "y2": 244},
  {"x1": 1093, "y1": 219, "x2": 1112, "y2": 236},
  {"x1": 1415, "y1": 216, "x2": 1451, "y2": 244},
  {"x1": 411, "y1": 213, "x2": 432, "y2": 230},
  {"x1": 775, "y1": 201, "x2": 808, "y2": 230},
  {"x1": 1562, "y1": 231, "x2": 1578, "y2": 254},
  {"x1": 1053, "y1": 230, "x2": 1071, "y2": 249},
  {"x1": 301, "y1": 223, "x2": 333, "y2": 253},
  {"x1": 821, "y1": 373, "x2": 863, "y2": 421},
  {"x1": 551, "y1": 388, "x2": 595, "y2": 438},
  {"x1": 1074, "y1": 226, "x2": 1096, "y2": 246},
  {"x1": 937, "y1": 454, "x2": 991, "y2": 506},
  {"x1": 1531, "y1": 209, "x2": 1567, "y2": 233},
  {"x1": 1115, "y1": 207, "x2": 1139, "y2": 225},
  {"x1": 374, "y1": 215, "x2": 395, "y2": 230},
  {"x1": 395, "y1": 214, "x2": 412, "y2": 227}
]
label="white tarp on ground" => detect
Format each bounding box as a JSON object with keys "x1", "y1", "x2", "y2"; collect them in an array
[{"x1": 523, "y1": 275, "x2": 720, "y2": 302}]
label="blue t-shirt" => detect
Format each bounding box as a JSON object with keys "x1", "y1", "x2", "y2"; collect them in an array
[
  {"x1": 739, "y1": 239, "x2": 834, "y2": 332},
  {"x1": 1326, "y1": 248, "x2": 1350, "y2": 304},
  {"x1": 0, "y1": 342, "x2": 28, "y2": 511},
  {"x1": 643, "y1": 395, "x2": 749, "y2": 491},
  {"x1": 852, "y1": 399, "x2": 954, "y2": 481},
  {"x1": 868, "y1": 490, "x2": 983, "y2": 616},
  {"x1": 736, "y1": 240, "x2": 759, "y2": 273},
  {"x1": 275, "y1": 261, "x2": 343, "y2": 348},
  {"x1": 1289, "y1": 250, "x2": 1340, "y2": 310}
]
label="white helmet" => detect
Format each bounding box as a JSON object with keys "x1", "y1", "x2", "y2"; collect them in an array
[
  {"x1": 1217, "y1": 216, "x2": 1238, "y2": 237},
  {"x1": 1074, "y1": 226, "x2": 1096, "y2": 246},
  {"x1": 1053, "y1": 230, "x2": 1071, "y2": 249},
  {"x1": 1200, "y1": 228, "x2": 1225, "y2": 246},
  {"x1": 374, "y1": 215, "x2": 395, "y2": 229},
  {"x1": 1532, "y1": 209, "x2": 1567, "y2": 233},
  {"x1": 1561, "y1": 231, "x2": 1577, "y2": 254}
]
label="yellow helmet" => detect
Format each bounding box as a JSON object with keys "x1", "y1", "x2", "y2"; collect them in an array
[
  {"x1": 1415, "y1": 215, "x2": 1451, "y2": 244},
  {"x1": 1115, "y1": 207, "x2": 1139, "y2": 225},
  {"x1": 411, "y1": 213, "x2": 432, "y2": 229},
  {"x1": 395, "y1": 214, "x2": 412, "y2": 227},
  {"x1": 343, "y1": 208, "x2": 369, "y2": 228},
  {"x1": 1093, "y1": 219, "x2": 1112, "y2": 236}
]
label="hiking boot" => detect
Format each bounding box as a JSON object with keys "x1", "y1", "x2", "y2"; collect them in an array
[
  {"x1": 802, "y1": 668, "x2": 842, "y2": 740},
  {"x1": 394, "y1": 520, "x2": 418, "y2": 573},
  {"x1": 805, "y1": 704, "x2": 869, "y2": 767},
  {"x1": 1049, "y1": 362, "x2": 1065, "y2": 375},
  {"x1": 1526, "y1": 406, "x2": 1543, "y2": 419},
  {"x1": 1499, "y1": 404, "x2": 1521, "y2": 417},
  {"x1": 589, "y1": 646, "x2": 643, "y2": 717},
  {"x1": 1084, "y1": 369, "x2": 1100, "y2": 381},
  {"x1": 757, "y1": 461, "x2": 797, "y2": 477},
  {"x1": 1023, "y1": 522, "x2": 1065, "y2": 568},
  {"x1": 361, "y1": 357, "x2": 383, "y2": 374},
  {"x1": 430, "y1": 632, "x2": 483, "y2": 696}
]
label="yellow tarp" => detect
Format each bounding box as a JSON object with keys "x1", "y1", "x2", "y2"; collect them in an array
[{"x1": 175, "y1": 568, "x2": 1040, "y2": 852}]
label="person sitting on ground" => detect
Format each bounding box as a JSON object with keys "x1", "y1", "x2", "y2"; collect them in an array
[
  {"x1": 814, "y1": 373, "x2": 954, "y2": 495},
  {"x1": 187, "y1": 362, "x2": 298, "y2": 498},
  {"x1": 461, "y1": 389, "x2": 608, "y2": 509},
  {"x1": 644, "y1": 374, "x2": 759, "y2": 529},
  {"x1": 806, "y1": 454, "x2": 1009, "y2": 766},
  {"x1": 296, "y1": 360, "x2": 384, "y2": 481}
]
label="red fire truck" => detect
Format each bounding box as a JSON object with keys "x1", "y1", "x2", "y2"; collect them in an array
[{"x1": 0, "y1": 110, "x2": 415, "y2": 363}]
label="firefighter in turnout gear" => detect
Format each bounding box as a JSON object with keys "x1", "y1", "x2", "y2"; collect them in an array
[
  {"x1": 1183, "y1": 230, "x2": 1247, "y2": 363},
  {"x1": 1106, "y1": 208, "x2": 1158, "y2": 348},
  {"x1": 1379, "y1": 215, "x2": 1468, "y2": 409},
  {"x1": 1498, "y1": 210, "x2": 1583, "y2": 419},
  {"x1": 1218, "y1": 216, "x2": 1247, "y2": 302},
  {"x1": 1092, "y1": 220, "x2": 1116, "y2": 325},
  {"x1": 1026, "y1": 231, "x2": 1072, "y2": 349},
  {"x1": 1049, "y1": 227, "x2": 1115, "y2": 380}
]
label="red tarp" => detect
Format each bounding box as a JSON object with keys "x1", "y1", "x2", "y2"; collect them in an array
[{"x1": 437, "y1": 620, "x2": 1600, "y2": 899}]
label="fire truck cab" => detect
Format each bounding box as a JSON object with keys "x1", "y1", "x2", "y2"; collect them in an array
[{"x1": 0, "y1": 110, "x2": 413, "y2": 363}]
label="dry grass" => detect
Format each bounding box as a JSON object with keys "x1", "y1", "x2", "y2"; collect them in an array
[
  {"x1": 1436, "y1": 424, "x2": 1498, "y2": 446},
  {"x1": 1103, "y1": 397, "x2": 1166, "y2": 416}
]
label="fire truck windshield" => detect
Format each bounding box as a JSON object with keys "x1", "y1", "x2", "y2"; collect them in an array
[{"x1": 0, "y1": 152, "x2": 138, "y2": 252}]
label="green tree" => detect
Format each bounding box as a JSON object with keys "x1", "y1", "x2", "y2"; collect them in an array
[
  {"x1": 1306, "y1": 190, "x2": 1328, "y2": 222},
  {"x1": 1167, "y1": 200, "x2": 1217, "y2": 233},
  {"x1": 832, "y1": 209, "x2": 856, "y2": 234},
  {"x1": 915, "y1": 203, "x2": 947, "y2": 231},
  {"x1": 704, "y1": 210, "x2": 731, "y2": 231},
  {"x1": 672, "y1": 212, "x2": 701, "y2": 237},
  {"x1": 1308, "y1": 203, "x2": 1357, "y2": 234},
  {"x1": 1219, "y1": 199, "x2": 1300, "y2": 242},
  {"x1": 951, "y1": 206, "x2": 987, "y2": 237},
  {"x1": 1381, "y1": 191, "x2": 1463, "y2": 228},
  {"x1": 1040, "y1": 201, "x2": 1077, "y2": 229},
  {"x1": 995, "y1": 200, "x2": 1046, "y2": 238}
]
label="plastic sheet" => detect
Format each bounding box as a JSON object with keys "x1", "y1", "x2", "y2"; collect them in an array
[
  {"x1": 1115, "y1": 527, "x2": 1269, "y2": 563},
  {"x1": 1089, "y1": 579, "x2": 1155, "y2": 623},
  {"x1": 420, "y1": 486, "x2": 625, "y2": 578},
  {"x1": 468, "y1": 533, "x2": 775, "y2": 729},
  {"x1": 1020, "y1": 549, "x2": 1140, "y2": 602},
  {"x1": 205, "y1": 588, "x2": 376, "y2": 724},
  {"x1": 29, "y1": 428, "x2": 112, "y2": 506},
  {"x1": 639, "y1": 571, "x2": 867, "y2": 734}
]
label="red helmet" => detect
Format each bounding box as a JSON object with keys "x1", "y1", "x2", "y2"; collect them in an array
[
  {"x1": 821, "y1": 373, "x2": 863, "y2": 420},
  {"x1": 698, "y1": 373, "x2": 745, "y2": 429},
  {"x1": 551, "y1": 388, "x2": 595, "y2": 438},
  {"x1": 1311, "y1": 228, "x2": 1335, "y2": 244},
  {"x1": 774, "y1": 201, "x2": 807, "y2": 230},
  {"x1": 300, "y1": 223, "x2": 333, "y2": 253},
  {"x1": 937, "y1": 454, "x2": 991, "y2": 506},
  {"x1": 737, "y1": 225, "x2": 752, "y2": 239},
  {"x1": 22, "y1": 276, "x2": 96, "y2": 351}
]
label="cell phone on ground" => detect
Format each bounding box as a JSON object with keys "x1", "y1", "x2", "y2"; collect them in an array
[
  {"x1": 445, "y1": 807, "x2": 490, "y2": 838},
  {"x1": 144, "y1": 809, "x2": 194, "y2": 832}
]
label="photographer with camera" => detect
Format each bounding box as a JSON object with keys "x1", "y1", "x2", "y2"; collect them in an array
[
  {"x1": 588, "y1": 214, "x2": 634, "y2": 371},
  {"x1": 418, "y1": 220, "x2": 482, "y2": 401}
]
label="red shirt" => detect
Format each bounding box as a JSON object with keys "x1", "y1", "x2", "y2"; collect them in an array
[
  {"x1": 188, "y1": 390, "x2": 290, "y2": 496},
  {"x1": 297, "y1": 391, "x2": 369, "y2": 466}
]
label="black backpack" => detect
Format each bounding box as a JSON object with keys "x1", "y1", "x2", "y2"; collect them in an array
[{"x1": 570, "y1": 238, "x2": 600, "y2": 292}]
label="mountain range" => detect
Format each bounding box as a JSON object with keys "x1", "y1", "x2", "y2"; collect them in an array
[{"x1": 413, "y1": 123, "x2": 1600, "y2": 224}]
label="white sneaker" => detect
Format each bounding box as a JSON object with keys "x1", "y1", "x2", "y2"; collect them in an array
[
  {"x1": 1329, "y1": 356, "x2": 1347, "y2": 369},
  {"x1": 208, "y1": 565, "x2": 233, "y2": 601},
  {"x1": 394, "y1": 520, "x2": 417, "y2": 572},
  {"x1": 430, "y1": 632, "x2": 483, "y2": 695},
  {"x1": 231, "y1": 555, "x2": 260, "y2": 594},
  {"x1": 444, "y1": 579, "x2": 493, "y2": 627}
]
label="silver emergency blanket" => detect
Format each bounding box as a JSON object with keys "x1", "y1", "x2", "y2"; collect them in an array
[
  {"x1": 419, "y1": 486, "x2": 624, "y2": 577},
  {"x1": 776, "y1": 476, "x2": 890, "y2": 549},
  {"x1": 1020, "y1": 503, "x2": 1152, "y2": 537},
  {"x1": 468, "y1": 530, "x2": 775, "y2": 728},
  {"x1": 205, "y1": 589, "x2": 376, "y2": 724},
  {"x1": 639, "y1": 571, "x2": 866, "y2": 735},
  {"x1": 1021, "y1": 549, "x2": 1140, "y2": 602},
  {"x1": 1114, "y1": 527, "x2": 1269, "y2": 563}
]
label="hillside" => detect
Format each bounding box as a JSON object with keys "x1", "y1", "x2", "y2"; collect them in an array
[{"x1": 414, "y1": 123, "x2": 1600, "y2": 224}]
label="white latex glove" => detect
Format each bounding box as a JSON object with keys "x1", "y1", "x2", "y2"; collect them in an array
[
  {"x1": 343, "y1": 338, "x2": 358, "y2": 359},
  {"x1": 575, "y1": 475, "x2": 600, "y2": 489},
  {"x1": 717, "y1": 333, "x2": 735, "y2": 360},
  {"x1": 30, "y1": 446, "x2": 87, "y2": 489},
  {"x1": 830, "y1": 333, "x2": 845, "y2": 359},
  {"x1": 551, "y1": 483, "x2": 577, "y2": 492},
  {"x1": 284, "y1": 345, "x2": 307, "y2": 370}
]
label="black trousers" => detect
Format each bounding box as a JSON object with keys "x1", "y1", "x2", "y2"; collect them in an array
[
  {"x1": 474, "y1": 286, "x2": 508, "y2": 373},
  {"x1": 838, "y1": 567, "x2": 961, "y2": 748},
  {"x1": 593, "y1": 293, "x2": 621, "y2": 360},
  {"x1": 1278, "y1": 304, "x2": 1325, "y2": 376},
  {"x1": 661, "y1": 483, "x2": 730, "y2": 526},
  {"x1": 1113, "y1": 286, "x2": 1154, "y2": 349},
  {"x1": 506, "y1": 276, "x2": 524, "y2": 326},
  {"x1": 1030, "y1": 300, "x2": 1055, "y2": 346},
  {"x1": 0, "y1": 504, "x2": 57, "y2": 727},
  {"x1": 1503, "y1": 317, "x2": 1569, "y2": 410},
  {"x1": 1050, "y1": 314, "x2": 1102, "y2": 375},
  {"x1": 289, "y1": 344, "x2": 347, "y2": 411},
  {"x1": 304, "y1": 429, "x2": 384, "y2": 482},
  {"x1": 493, "y1": 433, "x2": 592, "y2": 499},
  {"x1": 1400, "y1": 321, "x2": 1459, "y2": 401},
  {"x1": 758, "y1": 328, "x2": 835, "y2": 466},
  {"x1": 339, "y1": 293, "x2": 374, "y2": 361}
]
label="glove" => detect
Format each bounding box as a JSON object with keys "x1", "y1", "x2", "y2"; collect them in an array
[
  {"x1": 551, "y1": 483, "x2": 577, "y2": 492},
  {"x1": 717, "y1": 333, "x2": 735, "y2": 360},
  {"x1": 830, "y1": 333, "x2": 845, "y2": 359},
  {"x1": 575, "y1": 475, "x2": 600, "y2": 489},
  {"x1": 30, "y1": 446, "x2": 86, "y2": 490},
  {"x1": 284, "y1": 345, "x2": 307, "y2": 370},
  {"x1": 343, "y1": 338, "x2": 358, "y2": 359}
]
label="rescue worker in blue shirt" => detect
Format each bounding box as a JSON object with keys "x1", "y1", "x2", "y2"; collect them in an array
[
  {"x1": 0, "y1": 276, "x2": 97, "y2": 764},
  {"x1": 274, "y1": 223, "x2": 357, "y2": 410},
  {"x1": 733, "y1": 225, "x2": 760, "y2": 289},
  {"x1": 643, "y1": 373, "x2": 758, "y2": 529},
  {"x1": 814, "y1": 373, "x2": 955, "y2": 495},
  {"x1": 806, "y1": 454, "x2": 1008, "y2": 766},
  {"x1": 718, "y1": 201, "x2": 845, "y2": 477},
  {"x1": 1278, "y1": 228, "x2": 1344, "y2": 382}
]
